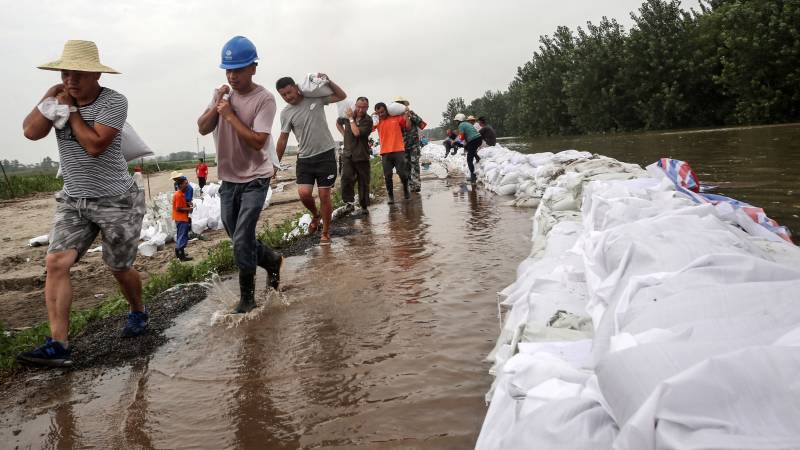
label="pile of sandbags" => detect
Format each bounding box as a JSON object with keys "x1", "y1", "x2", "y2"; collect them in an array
[
  {"x1": 419, "y1": 143, "x2": 468, "y2": 178},
  {"x1": 476, "y1": 147, "x2": 644, "y2": 209},
  {"x1": 138, "y1": 192, "x2": 175, "y2": 256},
  {"x1": 477, "y1": 149, "x2": 800, "y2": 450}
]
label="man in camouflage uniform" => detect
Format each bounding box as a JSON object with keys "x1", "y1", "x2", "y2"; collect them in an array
[{"x1": 394, "y1": 96, "x2": 426, "y2": 193}]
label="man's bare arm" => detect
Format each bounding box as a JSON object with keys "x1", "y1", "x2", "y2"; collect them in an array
[
  {"x1": 319, "y1": 73, "x2": 346, "y2": 103},
  {"x1": 198, "y1": 86, "x2": 228, "y2": 135},
  {"x1": 216, "y1": 98, "x2": 268, "y2": 150},
  {"x1": 276, "y1": 132, "x2": 290, "y2": 161}
]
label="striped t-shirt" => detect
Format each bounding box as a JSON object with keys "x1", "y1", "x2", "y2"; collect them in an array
[{"x1": 56, "y1": 87, "x2": 133, "y2": 198}]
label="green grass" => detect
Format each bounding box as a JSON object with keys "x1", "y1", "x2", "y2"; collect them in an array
[{"x1": 0, "y1": 173, "x2": 63, "y2": 200}]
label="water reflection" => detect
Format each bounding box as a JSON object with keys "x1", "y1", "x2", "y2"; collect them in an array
[
  {"x1": 505, "y1": 123, "x2": 800, "y2": 239},
  {"x1": 44, "y1": 376, "x2": 79, "y2": 450},
  {"x1": 233, "y1": 331, "x2": 299, "y2": 449},
  {"x1": 2, "y1": 180, "x2": 534, "y2": 449}
]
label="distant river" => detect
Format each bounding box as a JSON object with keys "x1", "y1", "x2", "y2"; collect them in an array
[{"x1": 503, "y1": 123, "x2": 800, "y2": 241}]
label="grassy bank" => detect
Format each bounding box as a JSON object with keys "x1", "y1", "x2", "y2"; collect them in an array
[
  {"x1": 1, "y1": 156, "x2": 385, "y2": 373},
  {"x1": 0, "y1": 173, "x2": 63, "y2": 200}
]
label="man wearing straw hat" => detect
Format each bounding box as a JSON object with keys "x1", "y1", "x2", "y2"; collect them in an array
[{"x1": 18, "y1": 40, "x2": 147, "y2": 367}]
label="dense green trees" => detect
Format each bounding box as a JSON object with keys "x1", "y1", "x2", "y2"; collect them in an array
[{"x1": 446, "y1": 0, "x2": 800, "y2": 136}]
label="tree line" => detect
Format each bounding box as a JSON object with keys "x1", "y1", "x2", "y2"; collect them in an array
[{"x1": 441, "y1": 0, "x2": 800, "y2": 137}]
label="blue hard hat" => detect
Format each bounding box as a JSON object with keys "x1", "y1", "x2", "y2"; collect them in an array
[{"x1": 219, "y1": 36, "x2": 258, "y2": 69}]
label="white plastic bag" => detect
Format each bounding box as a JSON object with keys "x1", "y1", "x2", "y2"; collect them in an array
[
  {"x1": 298, "y1": 73, "x2": 333, "y2": 98},
  {"x1": 28, "y1": 234, "x2": 49, "y2": 247},
  {"x1": 336, "y1": 98, "x2": 356, "y2": 118},
  {"x1": 387, "y1": 102, "x2": 406, "y2": 116}
]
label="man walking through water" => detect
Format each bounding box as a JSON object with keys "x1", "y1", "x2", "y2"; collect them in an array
[
  {"x1": 394, "y1": 96, "x2": 426, "y2": 193},
  {"x1": 18, "y1": 40, "x2": 146, "y2": 366},
  {"x1": 336, "y1": 96, "x2": 372, "y2": 216},
  {"x1": 197, "y1": 36, "x2": 283, "y2": 314},
  {"x1": 455, "y1": 113, "x2": 483, "y2": 182},
  {"x1": 275, "y1": 74, "x2": 347, "y2": 245},
  {"x1": 373, "y1": 102, "x2": 412, "y2": 204}
]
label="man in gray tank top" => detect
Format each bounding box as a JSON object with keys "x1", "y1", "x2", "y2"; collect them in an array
[{"x1": 18, "y1": 40, "x2": 147, "y2": 367}]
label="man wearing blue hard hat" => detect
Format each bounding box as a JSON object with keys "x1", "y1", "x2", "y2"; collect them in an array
[{"x1": 198, "y1": 36, "x2": 283, "y2": 314}]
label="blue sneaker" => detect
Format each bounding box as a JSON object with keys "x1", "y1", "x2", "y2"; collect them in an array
[
  {"x1": 17, "y1": 337, "x2": 73, "y2": 367},
  {"x1": 121, "y1": 310, "x2": 149, "y2": 338}
]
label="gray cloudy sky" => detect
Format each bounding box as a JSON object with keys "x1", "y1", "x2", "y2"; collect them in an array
[{"x1": 2, "y1": 0, "x2": 673, "y2": 164}]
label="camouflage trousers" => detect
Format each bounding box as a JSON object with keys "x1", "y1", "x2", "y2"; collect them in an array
[
  {"x1": 48, "y1": 185, "x2": 145, "y2": 271},
  {"x1": 404, "y1": 145, "x2": 421, "y2": 190}
]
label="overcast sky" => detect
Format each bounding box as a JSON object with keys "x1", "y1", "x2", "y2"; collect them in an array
[{"x1": 2, "y1": 0, "x2": 686, "y2": 164}]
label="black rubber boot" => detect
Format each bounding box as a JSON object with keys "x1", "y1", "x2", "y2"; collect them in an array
[
  {"x1": 403, "y1": 182, "x2": 411, "y2": 200},
  {"x1": 179, "y1": 249, "x2": 193, "y2": 261},
  {"x1": 233, "y1": 271, "x2": 257, "y2": 314},
  {"x1": 385, "y1": 176, "x2": 395, "y2": 204},
  {"x1": 257, "y1": 241, "x2": 283, "y2": 290}
]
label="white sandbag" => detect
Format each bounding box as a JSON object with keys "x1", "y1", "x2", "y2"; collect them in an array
[
  {"x1": 495, "y1": 184, "x2": 518, "y2": 196},
  {"x1": 28, "y1": 234, "x2": 49, "y2": 247},
  {"x1": 121, "y1": 122, "x2": 154, "y2": 162},
  {"x1": 298, "y1": 73, "x2": 333, "y2": 98},
  {"x1": 386, "y1": 102, "x2": 406, "y2": 116},
  {"x1": 336, "y1": 98, "x2": 356, "y2": 118},
  {"x1": 191, "y1": 217, "x2": 208, "y2": 235},
  {"x1": 202, "y1": 183, "x2": 220, "y2": 198},
  {"x1": 262, "y1": 187, "x2": 273, "y2": 210},
  {"x1": 138, "y1": 241, "x2": 157, "y2": 257}
]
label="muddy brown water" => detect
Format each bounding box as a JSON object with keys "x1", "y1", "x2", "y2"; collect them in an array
[
  {"x1": 504, "y1": 122, "x2": 800, "y2": 240},
  {"x1": 1, "y1": 180, "x2": 533, "y2": 449}
]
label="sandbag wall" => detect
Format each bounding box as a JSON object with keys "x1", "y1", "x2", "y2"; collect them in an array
[{"x1": 474, "y1": 147, "x2": 800, "y2": 449}]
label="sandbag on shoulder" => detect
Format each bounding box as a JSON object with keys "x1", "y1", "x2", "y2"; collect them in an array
[
  {"x1": 121, "y1": 122, "x2": 154, "y2": 162},
  {"x1": 336, "y1": 98, "x2": 356, "y2": 118},
  {"x1": 386, "y1": 102, "x2": 406, "y2": 116},
  {"x1": 298, "y1": 73, "x2": 333, "y2": 98}
]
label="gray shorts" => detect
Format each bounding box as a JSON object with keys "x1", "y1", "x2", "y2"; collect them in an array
[{"x1": 48, "y1": 186, "x2": 146, "y2": 271}]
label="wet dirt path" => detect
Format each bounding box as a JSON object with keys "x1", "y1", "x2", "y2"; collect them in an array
[{"x1": 1, "y1": 179, "x2": 532, "y2": 449}]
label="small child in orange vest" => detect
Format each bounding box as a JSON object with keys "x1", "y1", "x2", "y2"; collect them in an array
[{"x1": 173, "y1": 176, "x2": 194, "y2": 261}]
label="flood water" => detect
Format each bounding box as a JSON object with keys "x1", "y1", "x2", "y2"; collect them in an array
[
  {"x1": 504, "y1": 122, "x2": 800, "y2": 240},
  {"x1": 1, "y1": 180, "x2": 533, "y2": 449}
]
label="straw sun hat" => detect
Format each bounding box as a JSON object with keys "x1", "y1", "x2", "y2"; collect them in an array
[{"x1": 37, "y1": 40, "x2": 120, "y2": 74}]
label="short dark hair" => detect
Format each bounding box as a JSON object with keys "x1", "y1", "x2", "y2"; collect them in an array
[
  {"x1": 374, "y1": 102, "x2": 387, "y2": 111},
  {"x1": 199, "y1": 158, "x2": 204, "y2": 162},
  {"x1": 356, "y1": 96, "x2": 369, "y2": 103},
  {"x1": 275, "y1": 77, "x2": 295, "y2": 90},
  {"x1": 478, "y1": 117, "x2": 486, "y2": 122}
]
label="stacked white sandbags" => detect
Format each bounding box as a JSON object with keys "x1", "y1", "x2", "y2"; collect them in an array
[
  {"x1": 476, "y1": 147, "x2": 622, "y2": 208},
  {"x1": 420, "y1": 143, "x2": 467, "y2": 178},
  {"x1": 137, "y1": 192, "x2": 174, "y2": 256},
  {"x1": 190, "y1": 182, "x2": 225, "y2": 234},
  {"x1": 477, "y1": 148, "x2": 800, "y2": 450}
]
